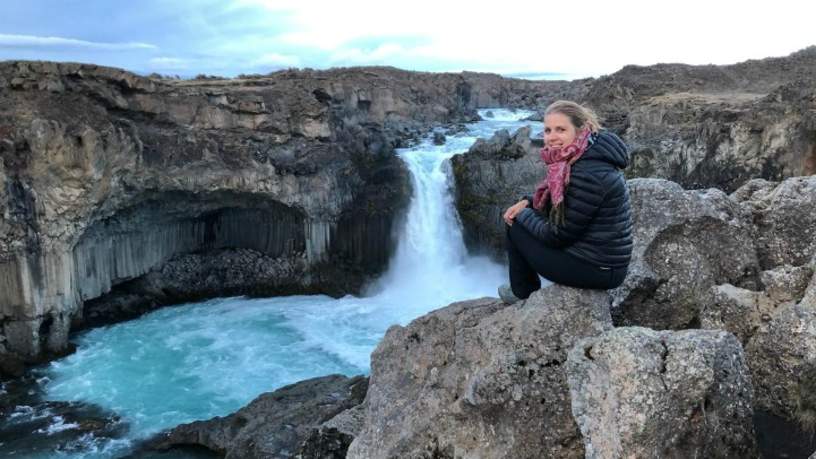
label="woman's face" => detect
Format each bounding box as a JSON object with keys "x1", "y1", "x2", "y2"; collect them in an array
[{"x1": 543, "y1": 112, "x2": 578, "y2": 148}]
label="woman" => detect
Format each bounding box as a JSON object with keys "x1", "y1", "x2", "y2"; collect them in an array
[{"x1": 499, "y1": 100, "x2": 632, "y2": 303}]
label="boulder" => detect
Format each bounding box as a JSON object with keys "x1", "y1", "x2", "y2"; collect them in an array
[
  {"x1": 700, "y1": 264, "x2": 813, "y2": 344},
  {"x1": 297, "y1": 404, "x2": 366, "y2": 459},
  {"x1": 611, "y1": 178, "x2": 759, "y2": 329},
  {"x1": 745, "y1": 302, "x2": 816, "y2": 423},
  {"x1": 760, "y1": 264, "x2": 814, "y2": 304},
  {"x1": 700, "y1": 284, "x2": 774, "y2": 344},
  {"x1": 347, "y1": 285, "x2": 613, "y2": 459},
  {"x1": 732, "y1": 176, "x2": 816, "y2": 269},
  {"x1": 149, "y1": 374, "x2": 368, "y2": 459},
  {"x1": 566, "y1": 327, "x2": 757, "y2": 458},
  {"x1": 450, "y1": 126, "x2": 542, "y2": 258},
  {"x1": 803, "y1": 263, "x2": 816, "y2": 306}
]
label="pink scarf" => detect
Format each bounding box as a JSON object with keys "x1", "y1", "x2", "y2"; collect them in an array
[{"x1": 532, "y1": 127, "x2": 593, "y2": 222}]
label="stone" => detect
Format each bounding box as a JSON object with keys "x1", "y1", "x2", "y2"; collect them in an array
[
  {"x1": 567, "y1": 327, "x2": 757, "y2": 458},
  {"x1": 802, "y1": 261, "x2": 816, "y2": 307},
  {"x1": 297, "y1": 404, "x2": 366, "y2": 459},
  {"x1": 611, "y1": 178, "x2": 759, "y2": 330},
  {"x1": 732, "y1": 176, "x2": 816, "y2": 269},
  {"x1": 347, "y1": 285, "x2": 613, "y2": 459},
  {"x1": 745, "y1": 302, "x2": 816, "y2": 423},
  {"x1": 148, "y1": 374, "x2": 368, "y2": 459},
  {"x1": 450, "y1": 126, "x2": 541, "y2": 258},
  {"x1": 760, "y1": 264, "x2": 813, "y2": 304},
  {"x1": 700, "y1": 283, "x2": 775, "y2": 344}
]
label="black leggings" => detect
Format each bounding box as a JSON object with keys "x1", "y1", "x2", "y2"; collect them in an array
[{"x1": 506, "y1": 223, "x2": 627, "y2": 299}]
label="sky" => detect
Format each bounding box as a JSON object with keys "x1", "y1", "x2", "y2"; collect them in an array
[{"x1": 0, "y1": 0, "x2": 814, "y2": 80}]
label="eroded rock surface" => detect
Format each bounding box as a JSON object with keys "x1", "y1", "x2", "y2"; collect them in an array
[
  {"x1": 731, "y1": 176, "x2": 816, "y2": 269},
  {"x1": 450, "y1": 126, "x2": 542, "y2": 258},
  {"x1": 701, "y1": 264, "x2": 814, "y2": 345},
  {"x1": 745, "y1": 302, "x2": 816, "y2": 422},
  {"x1": 611, "y1": 178, "x2": 759, "y2": 329},
  {"x1": 149, "y1": 374, "x2": 368, "y2": 459},
  {"x1": 347, "y1": 285, "x2": 613, "y2": 459},
  {"x1": 567, "y1": 327, "x2": 757, "y2": 458}
]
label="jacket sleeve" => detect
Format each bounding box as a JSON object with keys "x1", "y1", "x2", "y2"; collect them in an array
[{"x1": 515, "y1": 171, "x2": 606, "y2": 248}]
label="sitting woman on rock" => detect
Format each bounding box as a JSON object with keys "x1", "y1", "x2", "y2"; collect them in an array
[{"x1": 499, "y1": 100, "x2": 632, "y2": 303}]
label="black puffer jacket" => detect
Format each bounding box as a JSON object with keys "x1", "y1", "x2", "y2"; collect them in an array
[{"x1": 515, "y1": 130, "x2": 633, "y2": 269}]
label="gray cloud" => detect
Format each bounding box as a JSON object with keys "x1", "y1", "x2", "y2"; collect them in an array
[{"x1": 0, "y1": 34, "x2": 157, "y2": 51}]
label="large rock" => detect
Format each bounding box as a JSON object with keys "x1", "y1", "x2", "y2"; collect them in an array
[
  {"x1": 566, "y1": 327, "x2": 757, "y2": 458},
  {"x1": 745, "y1": 302, "x2": 816, "y2": 422},
  {"x1": 149, "y1": 374, "x2": 368, "y2": 459},
  {"x1": 700, "y1": 283, "x2": 774, "y2": 344},
  {"x1": 450, "y1": 126, "x2": 542, "y2": 258},
  {"x1": 803, "y1": 255, "x2": 816, "y2": 306},
  {"x1": 347, "y1": 285, "x2": 613, "y2": 459},
  {"x1": 700, "y1": 264, "x2": 814, "y2": 344},
  {"x1": 611, "y1": 178, "x2": 759, "y2": 329},
  {"x1": 732, "y1": 176, "x2": 816, "y2": 270}
]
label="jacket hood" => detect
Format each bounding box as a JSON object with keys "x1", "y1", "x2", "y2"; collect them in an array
[{"x1": 582, "y1": 130, "x2": 629, "y2": 169}]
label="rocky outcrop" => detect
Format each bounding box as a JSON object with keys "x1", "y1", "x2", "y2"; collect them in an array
[
  {"x1": 618, "y1": 85, "x2": 816, "y2": 192},
  {"x1": 701, "y1": 264, "x2": 814, "y2": 344},
  {"x1": 731, "y1": 176, "x2": 816, "y2": 269},
  {"x1": 583, "y1": 47, "x2": 816, "y2": 192},
  {"x1": 700, "y1": 283, "x2": 776, "y2": 345},
  {"x1": 566, "y1": 327, "x2": 757, "y2": 458},
  {"x1": 745, "y1": 302, "x2": 816, "y2": 424},
  {"x1": 450, "y1": 126, "x2": 542, "y2": 258},
  {"x1": 347, "y1": 285, "x2": 613, "y2": 459},
  {"x1": 148, "y1": 374, "x2": 367, "y2": 459},
  {"x1": 611, "y1": 178, "x2": 759, "y2": 329}
]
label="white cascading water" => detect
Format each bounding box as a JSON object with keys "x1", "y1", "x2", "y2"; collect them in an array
[{"x1": 9, "y1": 108, "x2": 538, "y2": 458}]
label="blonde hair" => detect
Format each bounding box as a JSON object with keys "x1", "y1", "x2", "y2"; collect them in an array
[{"x1": 544, "y1": 100, "x2": 602, "y2": 133}]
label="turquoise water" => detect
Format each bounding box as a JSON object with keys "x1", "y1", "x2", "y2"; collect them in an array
[{"x1": 6, "y1": 108, "x2": 539, "y2": 458}]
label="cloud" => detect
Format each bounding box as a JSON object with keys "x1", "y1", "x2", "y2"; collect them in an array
[
  {"x1": 147, "y1": 57, "x2": 190, "y2": 71},
  {"x1": 230, "y1": 0, "x2": 816, "y2": 77},
  {"x1": 0, "y1": 34, "x2": 157, "y2": 51},
  {"x1": 3, "y1": 0, "x2": 813, "y2": 79},
  {"x1": 328, "y1": 43, "x2": 404, "y2": 65},
  {"x1": 251, "y1": 52, "x2": 301, "y2": 68}
]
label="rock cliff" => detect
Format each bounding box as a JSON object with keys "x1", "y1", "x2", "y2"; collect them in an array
[{"x1": 0, "y1": 61, "x2": 564, "y2": 363}]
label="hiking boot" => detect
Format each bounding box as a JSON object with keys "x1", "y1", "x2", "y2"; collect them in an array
[{"x1": 498, "y1": 284, "x2": 520, "y2": 304}]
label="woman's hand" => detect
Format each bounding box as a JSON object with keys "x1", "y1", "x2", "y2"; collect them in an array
[{"x1": 503, "y1": 199, "x2": 529, "y2": 226}]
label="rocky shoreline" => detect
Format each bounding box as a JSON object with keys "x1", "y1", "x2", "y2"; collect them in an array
[{"x1": 2, "y1": 47, "x2": 816, "y2": 457}]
